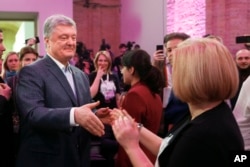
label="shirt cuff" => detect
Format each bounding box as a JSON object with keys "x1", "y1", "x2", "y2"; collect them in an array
[{"x1": 70, "y1": 108, "x2": 79, "y2": 126}]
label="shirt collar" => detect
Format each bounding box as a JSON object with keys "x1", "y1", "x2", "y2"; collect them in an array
[{"x1": 47, "y1": 54, "x2": 70, "y2": 71}]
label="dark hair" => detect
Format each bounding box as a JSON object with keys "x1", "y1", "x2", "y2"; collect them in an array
[
  {"x1": 163, "y1": 32, "x2": 190, "y2": 43},
  {"x1": 119, "y1": 43, "x2": 127, "y2": 49},
  {"x1": 0, "y1": 29, "x2": 2, "y2": 32},
  {"x1": 134, "y1": 44, "x2": 140, "y2": 49},
  {"x1": 105, "y1": 44, "x2": 111, "y2": 50},
  {"x1": 76, "y1": 41, "x2": 90, "y2": 59},
  {"x1": 122, "y1": 49, "x2": 164, "y2": 94},
  {"x1": 19, "y1": 46, "x2": 39, "y2": 61}
]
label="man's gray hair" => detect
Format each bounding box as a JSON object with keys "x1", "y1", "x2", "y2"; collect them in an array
[{"x1": 43, "y1": 14, "x2": 76, "y2": 38}]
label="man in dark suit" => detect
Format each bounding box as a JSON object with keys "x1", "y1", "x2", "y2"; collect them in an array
[
  {"x1": 0, "y1": 28, "x2": 15, "y2": 167},
  {"x1": 152, "y1": 32, "x2": 190, "y2": 137},
  {"x1": 15, "y1": 14, "x2": 109, "y2": 167}
]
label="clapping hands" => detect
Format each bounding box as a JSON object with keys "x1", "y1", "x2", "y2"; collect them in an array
[{"x1": 110, "y1": 109, "x2": 140, "y2": 149}]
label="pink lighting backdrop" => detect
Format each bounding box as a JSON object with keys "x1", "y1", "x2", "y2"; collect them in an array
[{"x1": 166, "y1": 0, "x2": 206, "y2": 37}]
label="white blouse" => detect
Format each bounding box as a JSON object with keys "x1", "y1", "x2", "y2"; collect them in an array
[
  {"x1": 233, "y1": 76, "x2": 250, "y2": 150},
  {"x1": 155, "y1": 133, "x2": 174, "y2": 167}
]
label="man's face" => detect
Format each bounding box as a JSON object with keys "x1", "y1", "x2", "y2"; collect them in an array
[
  {"x1": 120, "y1": 47, "x2": 127, "y2": 55},
  {"x1": 45, "y1": 25, "x2": 77, "y2": 65},
  {"x1": 165, "y1": 38, "x2": 183, "y2": 65},
  {"x1": 0, "y1": 32, "x2": 6, "y2": 58},
  {"x1": 236, "y1": 51, "x2": 250, "y2": 69}
]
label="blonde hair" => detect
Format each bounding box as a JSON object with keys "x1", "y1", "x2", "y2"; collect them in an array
[
  {"x1": 93, "y1": 51, "x2": 112, "y2": 73},
  {"x1": 1, "y1": 51, "x2": 19, "y2": 79},
  {"x1": 172, "y1": 38, "x2": 238, "y2": 104}
]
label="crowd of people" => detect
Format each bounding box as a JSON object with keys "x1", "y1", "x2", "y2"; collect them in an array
[{"x1": 0, "y1": 14, "x2": 249, "y2": 167}]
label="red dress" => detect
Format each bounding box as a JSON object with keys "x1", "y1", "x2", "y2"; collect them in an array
[{"x1": 115, "y1": 82, "x2": 162, "y2": 167}]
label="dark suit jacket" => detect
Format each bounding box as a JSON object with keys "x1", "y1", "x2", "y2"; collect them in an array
[
  {"x1": 0, "y1": 77, "x2": 15, "y2": 167},
  {"x1": 162, "y1": 90, "x2": 189, "y2": 136},
  {"x1": 16, "y1": 55, "x2": 93, "y2": 167}
]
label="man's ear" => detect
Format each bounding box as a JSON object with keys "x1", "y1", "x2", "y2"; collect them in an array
[{"x1": 44, "y1": 37, "x2": 49, "y2": 47}]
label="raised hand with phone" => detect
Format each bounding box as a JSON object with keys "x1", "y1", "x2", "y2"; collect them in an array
[
  {"x1": 153, "y1": 44, "x2": 167, "y2": 89},
  {"x1": 152, "y1": 32, "x2": 190, "y2": 138},
  {"x1": 154, "y1": 44, "x2": 165, "y2": 61},
  {"x1": 25, "y1": 36, "x2": 40, "y2": 47}
]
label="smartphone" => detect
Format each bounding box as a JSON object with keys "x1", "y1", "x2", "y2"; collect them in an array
[
  {"x1": 156, "y1": 45, "x2": 164, "y2": 51},
  {"x1": 236, "y1": 36, "x2": 250, "y2": 43},
  {"x1": 35, "y1": 36, "x2": 40, "y2": 43}
]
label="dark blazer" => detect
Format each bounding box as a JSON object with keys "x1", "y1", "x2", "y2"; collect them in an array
[
  {"x1": 159, "y1": 102, "x2": 244, "y2": 167},
  {"x1": 0, "y1": 77, "x2": 15, "y2": 167},
  {"x1": 162, "y1": 90, "x2": 189, "y2": 136},
  {"x1": 16, "y1": 55, "x2": 93, "y2": 167}
]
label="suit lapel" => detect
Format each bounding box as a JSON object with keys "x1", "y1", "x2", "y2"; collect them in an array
[
  {"x1": 45, "y1": 56, "x2": 78, "y2": 106},
  {"x1": 71, "y1": 67, "x2": 92, "y2": 106},
  {"x1": 71, "y1": 68, "x2": 81, "y2": 106}
]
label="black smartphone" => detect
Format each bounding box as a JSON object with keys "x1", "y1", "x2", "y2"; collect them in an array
[
  {"x1": 236, "y1": 36, "x2": 250, "y2": 43},
  {"x1": 156, "y1": 45, "x2": 164, "y2": 51},
  {"x1": 35, "y1": 36, "x2": 40, "y2": 43}
]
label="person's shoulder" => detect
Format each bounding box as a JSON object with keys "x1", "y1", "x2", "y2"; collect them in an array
[
  {"x1": 71, "y1": 65, "x2": 82, "y2": 72},
  {"x1": 127, "y1": 83, "x2": 148, "y2": 96},
  {"x1": 71, "y1": 65, "x2": 88, "y2": 76},
  {"x1": 21, "y1": 58, "x2": 44, "y2": 73},
  {"x1": 131, "y1": 83, "x2": 149, "y2": 92}
]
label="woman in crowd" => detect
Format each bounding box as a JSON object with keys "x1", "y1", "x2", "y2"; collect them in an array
[
  {"x1": 115, "y1": 49, "x2": 164, "y2": 167},
  {"x1": 1, "y1": 51, "x2": 19, "y2": 81},
  {"x1": 89, "y1": 50, "x2": 120, "y2": 108},
  {"x1": 88, "y1": 50, "x2": 120, "y2": 167},
  {"x1": 6, "y1": 46, "x2": 38, "y2": 165},
  {"x1": 112, "y1": 38, "x2": 244, "y2": 167},
  {"x1": 7, "y1": 47, "x2": 38, "y2": 127}
]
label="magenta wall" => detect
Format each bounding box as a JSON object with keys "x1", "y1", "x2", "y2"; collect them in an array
[
  {"x1": 120, "y1": 0, "x2": 165, "y2": 55},
  {"x1": 166, "y1": 0, "x2": 250, "y2": 55},
  {"x1": 0, "y1": 0, "x2": 73, "y2": 56},
  {"x1": 166, "y1": 0, "x2": 206, "y2": 37}
]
